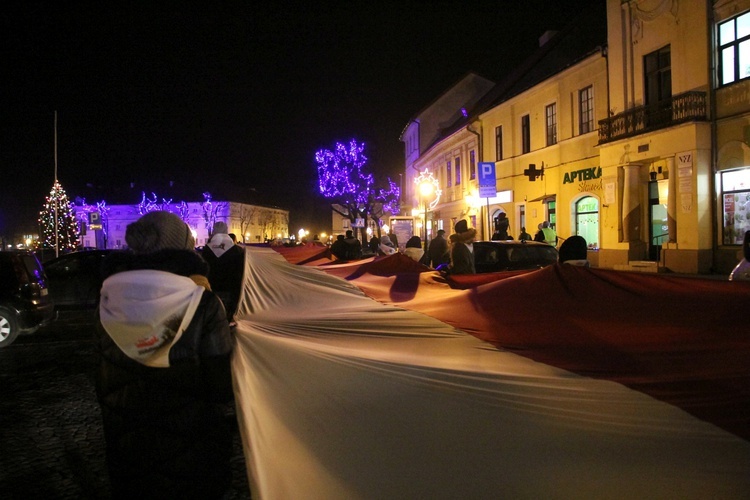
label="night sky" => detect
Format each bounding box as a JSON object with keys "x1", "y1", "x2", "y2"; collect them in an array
[{"x1": 2, "y1": 0, "x2": 596, "y2": 238}]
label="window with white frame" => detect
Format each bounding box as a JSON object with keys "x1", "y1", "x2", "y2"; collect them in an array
[
  {"x1": 719, "y1": 11, "x2": 750, "y2": 85},
  {"x1": 579, "y1": 86, "x2": 594, "y2": 134},
  {"x1": 545, "y1": 103, "x2": 557, "y2": 146}
]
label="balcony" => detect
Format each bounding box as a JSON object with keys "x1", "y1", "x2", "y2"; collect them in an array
[{"x1": 598, "y1": 91, "x2": 707, "y2": 144}]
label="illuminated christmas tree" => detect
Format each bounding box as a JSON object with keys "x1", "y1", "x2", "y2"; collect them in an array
[{"x1": 39, "y1": 180, "x2": 79, "y2": 250}]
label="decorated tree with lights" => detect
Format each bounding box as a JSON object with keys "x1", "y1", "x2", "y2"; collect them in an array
[
  {"x1": 315, "y1": 139, "x2": 400, "y2": 240},
  {"x1": 39, "y1": 180, "x2": 79, "y2": 251}
]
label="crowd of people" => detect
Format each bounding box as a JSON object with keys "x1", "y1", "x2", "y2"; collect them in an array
[{"x1": 93, "y1": 210, "x2": 750, "y2": 498}]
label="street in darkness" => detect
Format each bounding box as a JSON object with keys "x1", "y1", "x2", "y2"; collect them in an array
[{"x1": 0, "y1": 312, "x2": 251, "y2": 499}]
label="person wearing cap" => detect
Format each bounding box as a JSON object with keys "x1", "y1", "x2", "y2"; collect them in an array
[
  {"x1": 202, "y1": 221, "x2": 245, "y2": 321},
  {"x1": 449, "y1": 219, "x2": 477, "y2": 274},
  {"x1": 559, "y1": 235, "x2": 590, "y2": 267},
  {"x1": 428, "y1": 229, "x2": 449, "y2": 268},
  {"x1": 96, "y1": 211, "x2": 235, "y2": 499},
  {"x1": 403, "y1": 235, "x2": 425, "y2": 262}
]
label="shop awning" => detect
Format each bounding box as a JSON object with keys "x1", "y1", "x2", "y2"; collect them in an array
[{"x1": 528, "y1": 193, "x2": 556, "y2": 203}]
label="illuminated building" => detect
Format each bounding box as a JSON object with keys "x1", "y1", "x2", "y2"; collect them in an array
[{"x1": 401, "y1": 0, "x2": 750, "y2": 274}]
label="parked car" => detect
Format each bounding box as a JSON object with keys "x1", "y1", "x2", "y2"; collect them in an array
[
  {"x1": 0, "y1": 250, "x2": 55, "y2": 347},
  {"x1": 472, "y1": 240, "x2": 559, "y2": 273},
  {"x1": 44, "y1": 250, "x2": 113, "y2": 311}
]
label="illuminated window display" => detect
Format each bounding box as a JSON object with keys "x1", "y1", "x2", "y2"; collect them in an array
[
  {"x1": 574, "y1": 196, "x2": 599, "y2": 249},
  {"x1": 722, "y1": 168, "x2": 750, "y2": 245}
]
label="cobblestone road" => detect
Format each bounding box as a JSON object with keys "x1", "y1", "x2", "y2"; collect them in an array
[{"x1": 0, "y1": 312, "x2": 251, "y2": 499}]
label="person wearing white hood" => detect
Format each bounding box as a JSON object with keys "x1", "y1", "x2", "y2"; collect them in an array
[
  {"x1": 96, "y1": 211, "x2": 235, "y2": 499},
  {"x1": 201, "y1": 221, "x2": 244, "y2": 321}
]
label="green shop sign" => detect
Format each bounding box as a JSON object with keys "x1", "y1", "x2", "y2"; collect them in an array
[{"x1": 563, "y1": 167, "x2": 601, "y2": 184}]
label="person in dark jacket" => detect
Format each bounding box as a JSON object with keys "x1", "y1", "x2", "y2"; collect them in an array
[
  {"x1": 343, "y1": 230, "x2": 363, "y2": 260},
  {"x1": 330, "y1": 234, "x2": 347, "y2": 260},
  {"x1": 96, "y1": 211, "x2": 235, "y2": 499},
  {"x1": 201, "y1": 221, "x2": 244, "y2": 322},
  {"x1": 449, "y1": 219, "x2": 477, "y2": 274},
  {"x1": 492, "y1": 212, "x2": 509, "y2": 240},
  {"x1": 427, "y1": 229, "x2": 449, "y2": 268}
]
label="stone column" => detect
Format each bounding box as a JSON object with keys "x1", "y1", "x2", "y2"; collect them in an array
[{"x1": 621, "y1": 164, "x2": 642, "y2": 242}]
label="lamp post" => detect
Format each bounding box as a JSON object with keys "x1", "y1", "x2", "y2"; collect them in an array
[
  {"x1": 419, "y1": 181, "x2": 433, "y2": 247},
  {"x1": 414, "y1": 169, "x2": 441, "y2": 251}
]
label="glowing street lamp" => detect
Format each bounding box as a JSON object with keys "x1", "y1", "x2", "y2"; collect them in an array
[{"x1": 414, "y1": 169, "x2": 441, "y2": 248}]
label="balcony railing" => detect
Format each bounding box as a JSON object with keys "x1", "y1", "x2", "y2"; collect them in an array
[{"x1": 598, "y1": 91, "x2": 707, "y2": 144}]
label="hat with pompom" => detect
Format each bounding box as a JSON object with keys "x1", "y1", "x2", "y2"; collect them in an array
[{"x1": 125, "y1": 211, "x2": 195, "y2": 254}]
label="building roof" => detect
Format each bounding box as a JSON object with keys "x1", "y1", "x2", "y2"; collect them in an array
[{"x1": 421, "y1": 0, "x2": 607, "y2": 151}]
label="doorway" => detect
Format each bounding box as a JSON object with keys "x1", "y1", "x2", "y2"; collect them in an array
[{"x1": 648, "y1": 180, "x2": 669, "y2": 261}]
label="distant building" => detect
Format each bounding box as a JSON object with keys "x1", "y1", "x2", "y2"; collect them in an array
[{"x1": 73, "y1": 200, "x2": 289, "y2": 249}]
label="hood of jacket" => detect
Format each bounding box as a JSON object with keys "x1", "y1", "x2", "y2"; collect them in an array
[
  {"x1": 100, "y1": 270, "x2": 205, "y2": 368},
  {"x1": 449, "y1": 228, "x2": 477, "y2": 244},
  {"x1": 99, "y1": 249, "x2": 210, "y2": 368}
]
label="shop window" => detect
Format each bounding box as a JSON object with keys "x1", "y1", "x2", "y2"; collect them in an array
[
  {"x1": 574, "y1": 196, "x2": 599, "y2": 249},
  {"x1": 547, "y1": 200, "x2": 556, "y2": 230},
  {"x1": 719, "y1": 11, "x2": 750, "y2": 85},
  {"x1": 721, "y1": 168, "x2": 750, "y2": 244}
]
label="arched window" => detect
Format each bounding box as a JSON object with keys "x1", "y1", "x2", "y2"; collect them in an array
[{"x1": 574, "y1": 196, "x2": 599, "y2": 249}]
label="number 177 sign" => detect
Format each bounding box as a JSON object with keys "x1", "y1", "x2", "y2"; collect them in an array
[{"x1": 479, "y1": 162, "x2": 496, "y2": 198}]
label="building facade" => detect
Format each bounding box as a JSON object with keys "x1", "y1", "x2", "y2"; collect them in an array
[
  {"x1": 74, "y1": 200, "x2": 289, "y2": 249},
  {"x1": 399, "y1": 0, "x2": 750, "y2": 275}
]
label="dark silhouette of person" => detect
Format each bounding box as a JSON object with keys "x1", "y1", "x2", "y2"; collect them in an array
[
  {"x1": 96, "y1": 211, "x2": 234, "y2": 499},
  {"x1": 330, "y1": 234, "x2": 347, "y2": 260},
  {"x1": 343, "y1": 230, "x2": 363, "y2": 260},
  {"x1": 559, "y1": 235, "x2": 589, "y2": 266},
  {"x1": 493, "y1": 212, "x2": 509, "y2": 240},
  {"x1": 201, "y1": 221, "x2": 245, "y2": 322},
  {"x1": 449, "y1": 220, "x2": 477, "y2": 274},
  {"x1": 428, "y1": 229, "x2": 449, "y2": 268}
]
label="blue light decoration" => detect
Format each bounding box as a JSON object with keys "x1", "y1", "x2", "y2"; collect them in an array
[
  {"x1": 202, "y1": 192, "x2": 227, "y2": 234},
  {"x1": 137, "y1": 192, "x2": 173, "y2": 214},
  {"x1": 316, "y1": 139, "x2": 374, "y2": 206},
  {"x1": 377, "y1": 178, "x2": 401, "y2": 215}
]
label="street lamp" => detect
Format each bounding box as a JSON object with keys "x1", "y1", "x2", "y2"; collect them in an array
[{"x1": 414, "y1": 169, "x2": 441, "y2": 249}]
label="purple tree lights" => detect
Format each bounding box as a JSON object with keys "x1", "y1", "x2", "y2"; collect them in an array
[{"x1": 315, "y1": 139, "x2": 400, "y2": 239}]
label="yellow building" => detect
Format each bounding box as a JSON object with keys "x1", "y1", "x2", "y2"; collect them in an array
[{"x1": 402, "y1": 0, "x2": 750, "y2": 275}]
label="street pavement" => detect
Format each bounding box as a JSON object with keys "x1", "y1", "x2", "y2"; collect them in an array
[{"x1": 0, "y1": 311, "x2": 251, "y2": 499}]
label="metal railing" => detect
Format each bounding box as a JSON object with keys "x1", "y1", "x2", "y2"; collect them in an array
[{"x1": 598, "y1": 91, "x2": 707, "y2": 144}]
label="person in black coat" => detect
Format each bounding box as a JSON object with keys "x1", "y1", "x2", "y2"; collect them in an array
[
  {"x1": 201, "y1": 221, "x2": 244, "y2": 322},
  {"x1": 96, "y1": 211, "x2": 235, "y2": 499}
]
